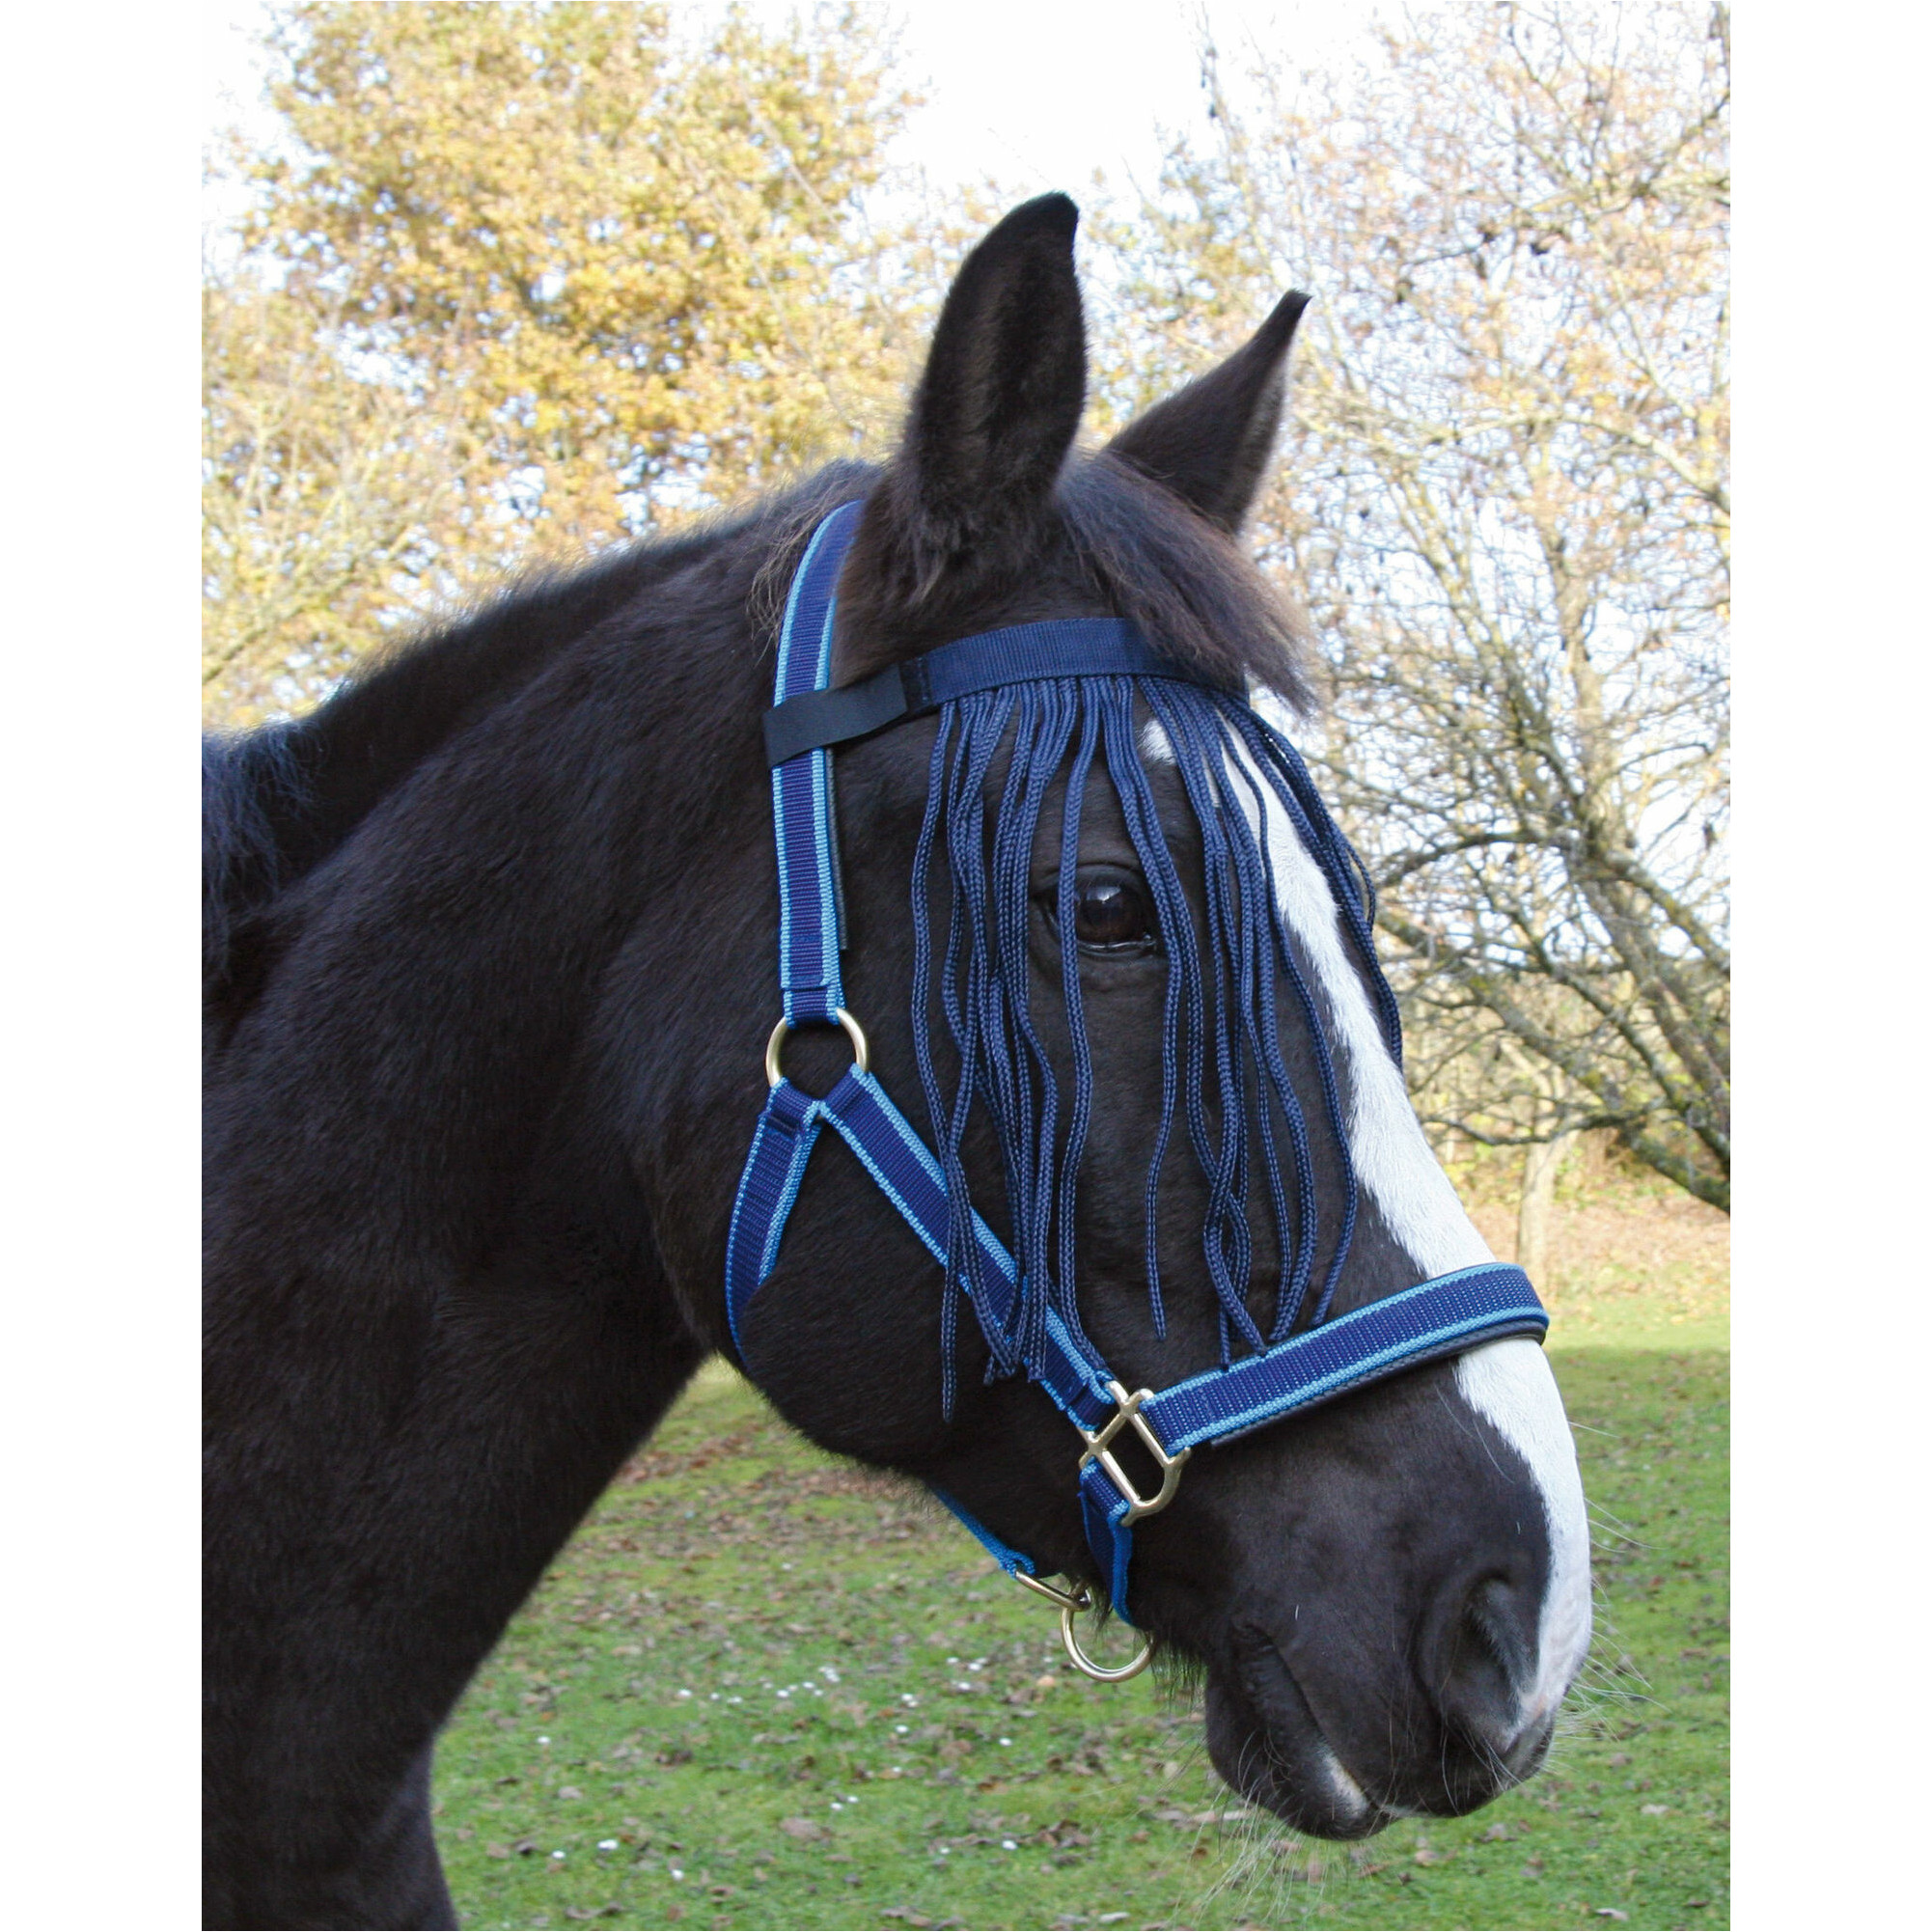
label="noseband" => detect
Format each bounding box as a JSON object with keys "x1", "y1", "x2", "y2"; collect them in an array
[{"x1": 726, "y1": 500, "x2": 1548, "y2": 1678}]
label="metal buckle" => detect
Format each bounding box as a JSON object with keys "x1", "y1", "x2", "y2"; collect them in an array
[
  {"x1": 1011, "y1": 1571, "x2": 1156, "y2": 1682},
  {"x1": 1077, "y1": 1380, "x2": 1191, "y2": 1523},
  {"x1": 1012, "y1": 1570, "x2": 1089, "y2": 1612},
  {"x1": 764, "y1": 1007, "x2": 869, "y2": 1090}
]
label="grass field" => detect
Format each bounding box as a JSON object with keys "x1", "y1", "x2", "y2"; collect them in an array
[{"x1": 433, "y1": 1173, "x2": 1728, "y2": 1931}]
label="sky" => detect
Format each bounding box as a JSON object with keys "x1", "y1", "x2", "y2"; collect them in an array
[
  {"x1": 205, "y1": 0, "x2": 1391, "y2": 224},
  {"x1": 807, "y1": 0, "x2": 1381, "y2": 202}
]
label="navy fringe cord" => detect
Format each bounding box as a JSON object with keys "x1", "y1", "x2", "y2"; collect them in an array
[{"x1": 907, "y1": 675, "x2": 1400, "y2": 1416}]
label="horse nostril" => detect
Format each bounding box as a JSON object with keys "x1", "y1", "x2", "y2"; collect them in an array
[{"x1": 1433, "y1": 1572, "x2": 1544, "y2": 1769}]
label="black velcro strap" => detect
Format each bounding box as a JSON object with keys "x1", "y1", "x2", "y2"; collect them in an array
[{"x1": 763, "y1": 662, "x2": 910, "y2": 767}]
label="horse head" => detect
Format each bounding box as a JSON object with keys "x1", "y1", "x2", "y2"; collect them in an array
[{"x1": 643, "y1": 195, "x2": 1593, "y2": 1836}]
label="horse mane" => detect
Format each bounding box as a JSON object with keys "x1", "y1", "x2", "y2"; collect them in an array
[
  {"x1": 199, "y1": 466, "x2": 871, "y2": 1007},
  {"x1": 202, "y1": 723, "x2": 309, "y2": 988}
]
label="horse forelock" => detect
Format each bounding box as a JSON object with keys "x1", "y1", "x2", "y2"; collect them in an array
[{"x1": 1056, "y1": 453, "x2": 1316, "y2": 715}]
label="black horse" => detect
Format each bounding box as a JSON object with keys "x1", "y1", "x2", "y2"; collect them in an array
[{"x1": 205, "y1": 195, "x2": 1590, "y2": 1929}]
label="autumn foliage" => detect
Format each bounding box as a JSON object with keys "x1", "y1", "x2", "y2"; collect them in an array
[{"x1": 205, "y1": 1, "x2": 921, "y2": 721}]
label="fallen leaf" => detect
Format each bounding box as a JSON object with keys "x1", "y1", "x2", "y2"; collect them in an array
[
  {"x1": 484, "y1": 1843, "x2": 512, "y2": 1861},
  {"x1": 558, "y1": 1786, "x2": 584, "y2": 1800},
  {"x1": 1641, "y1": 1803, "x2": 1670, "y2": 1816},
  {"x1": 780, "y1": 1816, "x2": 827, "y2": 1841},
  {"x1": 1481, "y1": 1823, "x2": 1510, "y2": 1841},
  {"x1": 1594, "y1": 1912, "x2": 1629, "y2": 1922}
]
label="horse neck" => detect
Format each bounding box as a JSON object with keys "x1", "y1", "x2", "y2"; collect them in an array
[
  {"x1": 210, "y1": 533, "x2": 799, "y2": 1273},
  {"x1": 202, "y1": 496, "x2": 824, "y2": 1860}
]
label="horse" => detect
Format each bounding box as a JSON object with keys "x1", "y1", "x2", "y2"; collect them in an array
[{"x1": 204, "y1": 193, "x2": 1591, "y2": 1929}]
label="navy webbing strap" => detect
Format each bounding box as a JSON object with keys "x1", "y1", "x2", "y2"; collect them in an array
[
  {"x1": 728, "y1": 499, "x2": 1550, "y2": 1627},
  {"x1": 1067, "y1": 1267, "x2": 1549, "y2": 1620},
  {"x1": 762, "y1": 618, "x2": 1221, "y2": 766}
]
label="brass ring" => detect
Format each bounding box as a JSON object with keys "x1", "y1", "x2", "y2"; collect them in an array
[
  {"x1": 765, "y1": 1007, "x2": 869, "y2": 1090},
  {"x1": 1059, "y1": 1602, "x2": 1156, "y2": 1682}
]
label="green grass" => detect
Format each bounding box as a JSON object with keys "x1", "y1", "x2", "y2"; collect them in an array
[{"x1": 432, "y1": 1327, "x2": 1727, "y2": 1932}]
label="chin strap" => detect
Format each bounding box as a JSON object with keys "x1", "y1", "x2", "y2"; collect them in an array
[{"x1": 725, "y1": 501, "x2": 1550, "y2": 1649}]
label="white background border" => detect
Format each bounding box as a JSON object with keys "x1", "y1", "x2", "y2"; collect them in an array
[{"x1": 1, "y1": 3, "x2": 1913, "y2": 1922}]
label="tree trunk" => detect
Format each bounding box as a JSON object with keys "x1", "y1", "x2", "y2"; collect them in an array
[{"x1": 1516, "y1": 1132, "x2": 1575, "y2": 1284}]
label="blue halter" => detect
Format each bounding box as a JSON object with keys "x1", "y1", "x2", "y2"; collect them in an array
[{"x1": 725, "y1": 500, "x2": 1547, "y2": 1644}]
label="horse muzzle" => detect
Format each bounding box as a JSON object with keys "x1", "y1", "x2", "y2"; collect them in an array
[{"x1": 1201, "y1": 1565, "x2": 1560, "y2": 1838}]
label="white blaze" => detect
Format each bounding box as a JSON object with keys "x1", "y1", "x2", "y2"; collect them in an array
[
  {"x1": 1157, "y1": 707, "x2": 1594, "y2": 1725},
  {"x1": 1453, "y1": 1340, "x2": 1592, "y2": 1727}
]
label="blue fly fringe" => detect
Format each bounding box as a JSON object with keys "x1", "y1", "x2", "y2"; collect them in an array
[{"x1": 907, "y1": 676, "x2": 1401, "y2": 1418}]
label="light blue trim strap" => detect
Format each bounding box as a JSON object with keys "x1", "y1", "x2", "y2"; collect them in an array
[
  {"x1": 1141, "y1": 1264, "x2": 1548, "y2": 1455},
  {"x1": 814, "y1": 1069, "x2": 1116, "y2": 1431},
  {"x1": 724, "y1": 1078, "x2": 825, "y2": 1361},
  {"x1": 1079, "y1": 1460, "x2": 1136, "y2": 1621},
  {"x1": 930, "y1": 1488, "x2": 1037, "y2": 1578},
  {"x1": 771, "y1": 498, "x2": 865, "y2": 1022}
]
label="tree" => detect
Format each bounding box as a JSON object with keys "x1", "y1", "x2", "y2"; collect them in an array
[
  {"x1": 202, "y1": 266, "x2": 481, "y2": 713},
  {"x1": 204, "y1": 0, "x2": 920, "y2": 724},
  {"x1": 1102, "y1": 0, "x2": 1729, "y2": 1209}
]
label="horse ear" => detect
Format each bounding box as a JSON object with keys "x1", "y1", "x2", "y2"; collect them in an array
[
  {"x1": 1104, "y1": 290, "x2": 1311, "y2": 534},
  {"x1": 887, "y1": 193, "x2": 1087, "y2": 593}
]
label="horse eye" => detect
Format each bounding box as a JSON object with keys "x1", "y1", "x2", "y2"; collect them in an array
[{"x1": 1069, "y1": 870, "x2": 1158, "y2": 954}]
